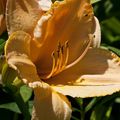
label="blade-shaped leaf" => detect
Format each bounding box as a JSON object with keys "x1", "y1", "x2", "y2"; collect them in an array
[
  {"x1": 20, "y1": 85, "x2": 32, "y2": 103},
  {"x1": 0, "y1": 102, "x2": 21, "y2": 113}
]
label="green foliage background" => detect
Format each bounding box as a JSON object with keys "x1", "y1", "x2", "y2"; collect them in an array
[{"x1": 0, "y1": 0, "x2": 120, "y2": 120}]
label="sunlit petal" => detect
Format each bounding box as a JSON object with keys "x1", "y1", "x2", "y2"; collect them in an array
[
  {"x1": 47, "y1": 48, "x2": 120, "y2": 97},
  {"x1": 5, "y1": 31, "x2": 72, "y2": 119},
  {"x1": 37, "y1": 0, "x2": 52, "y2": 11},
  {"x1": 91, "y1": 17, "x2": 101, "y2": 48},
  {"x1": 33, "y1": 0, "x2": 95, "y2": 77},
  {"x1": 31, "y1": 82, "x2": 71, "y2": 120},
  {"x1": 5, "y1": 31, "x2": 40, "y2": 83},
  {"x1": 6, "y1": 0, "x2": 44, "y2": 35}
]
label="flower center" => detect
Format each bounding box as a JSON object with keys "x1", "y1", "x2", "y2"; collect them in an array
[
  {"x1": 41, "y1": 41, "x2": 69, "y2": 79},
  {"x1": 40, "y1": 34, "x2": 93, "y2": 80}
]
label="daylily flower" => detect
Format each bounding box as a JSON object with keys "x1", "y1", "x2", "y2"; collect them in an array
[
  {"x1": 0, "y1": 0, "x2": 7, "y2": 35},
  {"x1": 4, "y1": 0, "x2": 120, "y2": 120}
]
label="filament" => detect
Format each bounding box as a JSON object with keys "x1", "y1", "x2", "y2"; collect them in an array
[{"x1": 41, "y1": 34, "x2": 93, "y2": 79}]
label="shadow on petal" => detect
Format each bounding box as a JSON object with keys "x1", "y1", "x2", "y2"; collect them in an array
[
  {"x1": 32, "y1": 84, "x2": 72, "y2": 120},
  {"x1": 47, "y1": 48, "x2": 120, "y2": 97},
  {"x1": 0, "y1": 0, "x2": 7, "y2": 35}
]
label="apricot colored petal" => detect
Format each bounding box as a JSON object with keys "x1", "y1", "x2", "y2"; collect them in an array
[
  {"x1": 31, "y1": 82, "x2": 71, "y2": 120},
  {"x1": 6, "y1": 0, "x2": 43, "y2": 35},
  {"x1": 5, "y1": 31, "x2": 72, "y2": 119},
  {"x1": 0, "y1": 0, "x2": 7, "y2": 35},
  {"x1": 33, "y1": 0, "x2": 94, "y2": 75},
  {"x1": 47, "y1": 48, "x2": 120, "y2": 98},
  {"x1": 38, "y1": 0, "x2": 52, "y2": 11},
  {"x1": 91, "y1": 17, "x2": 101, "y2": 48},
  {"x1": 5, "y1": 31, "x2": 40, "y2": 83},
  {"x1": 0, "y1": 15, "x2": 6, "y2": 35},
  {"x1": 0, "y1": 0, "x2": 6, "y2": 14}
]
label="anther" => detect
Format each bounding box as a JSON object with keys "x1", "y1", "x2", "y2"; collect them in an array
[
  {"x1": 65, "y1": 41, "x2": 69, "y2": 48},
  {"x1": 42, "y1": 41, "x2": 70, "y2": 79}
]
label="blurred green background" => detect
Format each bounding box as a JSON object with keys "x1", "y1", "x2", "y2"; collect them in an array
[
  {"x1": 94, "y1": 0, "x2": 120, "y2": 55},
  {"x1": 0, "y1": 0, "x2": 120, "y2": 120}
]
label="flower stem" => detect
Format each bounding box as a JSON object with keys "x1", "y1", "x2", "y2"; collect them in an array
[
  {"x1": 13, "y1": 92, "x2": 31, "y2": 120},
  {"x1": 75, "y1": 98, "x2": 85, "y2": 120},
  {"x1": 80, "y1": 111, "x2": 85, "y2": 120}
]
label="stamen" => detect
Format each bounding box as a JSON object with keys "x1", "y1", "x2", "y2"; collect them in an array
[
  {"x1": 41, "y1": 34, "x2": 94, "y2": 79},
  {"x1": 41, "y1": 41, "x2": 70, "y2": 79},
  {"x1": 62, "y1": 41, "x2": 69, "y2": 69},
  {"x1": 54, "y1": 45, "x2": 64, "y2": 75},
  {"x1": 53, "y1": 43, "x2": 63, "y2": 75},
  {"x1": 58, "y1": 46, "x2": 63, "y2": 70},
  {"x1": 40, "y1": 34, "x2": 93, "y2": 80},
  {"x1": 41, "y1": 34, "x2": 93, "y2": 80},
  {"x1": 59, "y1": 46, "x2": 64, "y2": 70},
  {"x1": 54, "y1": 49, "x2": 60, "y2": 72},
  {"x1": 65, "y1": 34, "x2": 93, "y2": 69},
  {"x1": 53, "y1": 43, "x2": 61, "y2": 73},
  {"x1": 42, "y1": 52, "x2": 56, "y2": 79}
]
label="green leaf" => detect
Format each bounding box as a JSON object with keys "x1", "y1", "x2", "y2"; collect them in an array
[
  {"x1": 90, "y1": 105, "x2": 113, "y2": 120},
  {"x1": 0, "y1": 39, "x2": 5, "y2": 44},
  {"x1": 115, "y1": 98, "x2": 120, "y2": 103},
  {"x1": 0, "y1": 102, "x2": 21, "y2": 114},
  {"x1": 105, "y1": 106, "x2": 112, "y2": 120},
  {"x1": 72, "y1": 107, "x2": 81, "y2": 113},
  {"x1": 91, "y1": 0, "x2": 101, "y2": 4},
  {"x1": 2, "y1": 64, "x2": 17, "y2": 87},
  {"x1": 13, "y1": 92, "x2": 31, "y2": 120},
  {"x1": 0, "y1": 39, "x2": 5, "y2": 55},
  {"x1": 28, "y1": 101, "x2": 33, "y2": 115},
  {"x1": 76, "y1": 98, "x2": 83, "y2": 106},
  {"x1": 20, "y1": 85, "x2": 32, "y2": 103},
  {"x1": 102, "y1": 45, "x2": 120, "y2": 56},
  {"x1": 85, "y1": 98, "x2": 99, "y2": 112},
  {"x1": 107, "y1": 46, "x2": 120, "y2": 56},
  {"x1": 12, "y1": 77, "x2": 23, "y2": 88},
  {"x1": 0, "y1": 55, "x2": 5, "y2": 72},
  {"x1": 90, "y1": 93, "x2": 120, "y2": 120},
  {"x1": 90, "y1": 105, "x2": 109, "y2": 120},
  {"x1": 102, "y1": 17, "x2": 120, "y2": 35},
  {"x1": 71, "y1": 116, "x2": 80, "y2": 120}
]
